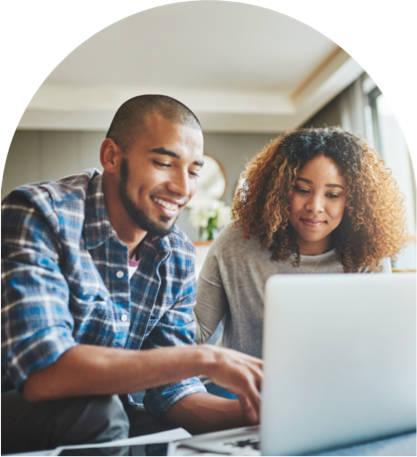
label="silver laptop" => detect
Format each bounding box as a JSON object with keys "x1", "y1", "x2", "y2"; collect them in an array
[{"x1": 175, "y1": 273, "x2": 416, "y2": 455}]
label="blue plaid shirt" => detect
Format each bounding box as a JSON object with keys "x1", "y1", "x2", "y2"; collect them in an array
[{"x1": 1, "y1": 169, "x2": 205, "y2": 418}]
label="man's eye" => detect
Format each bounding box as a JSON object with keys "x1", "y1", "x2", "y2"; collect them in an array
[{"x1": 154, "y1": 161, "x2": 171, "y2": 167}]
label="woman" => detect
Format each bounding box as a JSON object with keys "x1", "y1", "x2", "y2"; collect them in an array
[{"x1": 194, "y1": 127, "x2": 408, "y2": 398}]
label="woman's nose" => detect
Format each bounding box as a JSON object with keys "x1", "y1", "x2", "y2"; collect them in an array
[{"x1": 306, "y1": 194, "x2": 324, "y2": 212}]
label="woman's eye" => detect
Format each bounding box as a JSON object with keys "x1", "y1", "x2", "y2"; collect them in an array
[
  {"x1": 295, "y1": 187, "x2": 309, "y2": 194},
  {"x1": 189, "y1": 171, "x2": 200, "y2": 178},
  {"x1": 327, "y1": 193, "x2": 340, "y2": 199}
]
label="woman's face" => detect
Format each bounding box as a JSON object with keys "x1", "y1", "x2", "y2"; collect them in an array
[{"x1": 288, "y1": 154, "x2": 347, "y2": 255}]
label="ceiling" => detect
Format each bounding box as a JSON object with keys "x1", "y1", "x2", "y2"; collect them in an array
[{"x1": 19, "y1": 1, "x2": 364, "y2": 133}]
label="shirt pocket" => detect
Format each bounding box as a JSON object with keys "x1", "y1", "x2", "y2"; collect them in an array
[{"x1": 69, "y1": 284, "x2": 116, "y2": 343}]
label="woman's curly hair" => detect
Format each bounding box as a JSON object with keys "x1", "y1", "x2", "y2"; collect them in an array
[{"x1": 232, "y1": 127, "x2": 408, "y2": 272}]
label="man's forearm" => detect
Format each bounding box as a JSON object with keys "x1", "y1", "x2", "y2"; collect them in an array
[
  {"x1": 164, "y1": 393, "x2": 250, "y2": 434},
  {"x1": 23, "y1": 344, "x2": 211, "y2": 402},
  {"x1": 23, "y1": 343, "x2": 263, "y2": 430}
]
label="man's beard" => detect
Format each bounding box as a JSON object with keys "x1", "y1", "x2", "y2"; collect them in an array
[{"x1": 118, "y1": 158, "x2": 177, "y2": 238}]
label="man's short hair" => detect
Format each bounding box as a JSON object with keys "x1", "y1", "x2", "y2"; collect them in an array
[{"x1": 106, "y1": 94, "x2": 201, "y2": 152}]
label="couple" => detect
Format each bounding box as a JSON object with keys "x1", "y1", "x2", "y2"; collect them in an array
[{"x1": 1, "y1": 95, "x2": 406, "y2": 454}]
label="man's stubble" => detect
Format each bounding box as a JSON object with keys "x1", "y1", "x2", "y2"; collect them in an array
[{"x1": 118, "y1": 158, "x2": 178, "y2": 238}]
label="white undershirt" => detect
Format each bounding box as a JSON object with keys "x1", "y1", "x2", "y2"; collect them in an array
[{"x1": 128, "y1": 256, "x2": 140, "y2": 279}]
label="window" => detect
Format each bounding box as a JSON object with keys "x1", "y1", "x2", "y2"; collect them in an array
[{"x1": 363, "y1": 78, "x2": 416, "y2": 269}]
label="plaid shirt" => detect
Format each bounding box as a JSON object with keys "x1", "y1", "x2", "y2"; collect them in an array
[{"x1": 1, "y1": 169, "x2": 205, "y2": 418}]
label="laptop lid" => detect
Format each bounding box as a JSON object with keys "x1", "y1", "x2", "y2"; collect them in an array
[{"x1": 261, "y1": 273, "x2": 416, "y2": 456}]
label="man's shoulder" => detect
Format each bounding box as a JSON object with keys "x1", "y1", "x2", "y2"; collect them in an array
[
  {"x1": 7, "y1": 169, "x2": 99, "y2": 205},
  {"x1": 3, "y1": 169, "x2": 99, "y2": 205},
  {"x1": 2, "y1": 169, "x2": 100, "y2": 233}
]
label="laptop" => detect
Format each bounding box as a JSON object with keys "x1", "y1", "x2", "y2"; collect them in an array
[{"x1": 175, "y1": 273, "x2": 416, "y2": 455}]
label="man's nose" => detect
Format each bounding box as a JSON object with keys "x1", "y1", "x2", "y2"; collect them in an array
[{"x1": 167, "y1": 168, "x2": 191, "y2": 198}]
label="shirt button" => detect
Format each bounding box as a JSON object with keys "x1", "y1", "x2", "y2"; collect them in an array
[
  {"x1": 120, "y1": 314, "x2": 128, "y2": 322},
  {"x1": 116, "y1": 270, "x2": 124, "y2": 278}
]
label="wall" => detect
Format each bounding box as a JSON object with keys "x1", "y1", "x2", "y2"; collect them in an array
[
  {"x1": 302, "y1": 94, "x2": 342, "y2": 129},
  {"x1": 2, "y1": 129, "x2": 278, "y2": 240},
  {"x1": 2, "y1": 130, "x2": 104, "y2": 196}
]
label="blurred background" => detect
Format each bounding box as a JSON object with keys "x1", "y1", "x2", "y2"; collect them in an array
[{"x1": 2, "y1": 1, "x2": 415, "y2": 269}]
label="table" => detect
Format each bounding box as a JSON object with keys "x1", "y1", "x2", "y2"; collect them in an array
[{"x1": 11, "y1": 431, "x2": 416, "y2": 456}]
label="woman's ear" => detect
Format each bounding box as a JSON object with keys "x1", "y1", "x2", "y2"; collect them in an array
[{"x1": 100, "y1": 138, "x2": 122, "y2": 173}]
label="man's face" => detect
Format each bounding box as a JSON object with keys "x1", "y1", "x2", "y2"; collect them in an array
[{"x1": 118, "y1": 112, "x2": 204, "y2": 237}]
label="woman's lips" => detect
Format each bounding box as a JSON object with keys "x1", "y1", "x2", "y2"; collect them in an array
[{"x1": 300, "y1": 218, "x2": 325, "y2": 227}]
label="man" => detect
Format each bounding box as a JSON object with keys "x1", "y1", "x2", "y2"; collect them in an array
[{"x1": 1, "y1": 95, "x2": 262, "y2": 454}]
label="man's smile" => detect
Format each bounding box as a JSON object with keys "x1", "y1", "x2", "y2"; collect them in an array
[{"x1": 152, "y1": 196, "x2": 186, "y2": 217}]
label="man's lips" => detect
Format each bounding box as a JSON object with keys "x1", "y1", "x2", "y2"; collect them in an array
[
  {"x1": 152, "y1": 196, "x2": 186, "y2": 217},
  {"x1": 300, "y1": 218, "x2": 326, "y2": 227}
]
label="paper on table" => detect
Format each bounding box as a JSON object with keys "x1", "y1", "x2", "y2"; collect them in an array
[
  {"x1": 50, "y1": 428, "x2": 192, "y2": 455},
  {"x1": 8, "y1": 450, "x2": 57, "y2": 456}
]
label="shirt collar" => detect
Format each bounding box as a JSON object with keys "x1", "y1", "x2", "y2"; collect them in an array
[
  {"x1": 84, "y1": 173, "x2": 117, "y2": 250},
  {"x1": 142, "y1": 233, "x2": 172, "y2": 265}
]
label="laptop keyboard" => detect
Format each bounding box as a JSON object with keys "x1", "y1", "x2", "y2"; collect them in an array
[
  {"x1": 224, "y1": 437, "x2": 261, "y2": 451},
  {"x1": 176, "y1": 426, "x2": 261, "y2": 455}
]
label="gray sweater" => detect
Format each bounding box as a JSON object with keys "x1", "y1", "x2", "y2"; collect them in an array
[{"x1": 194, "y1": 222, "x2": 391, "y2": 359}]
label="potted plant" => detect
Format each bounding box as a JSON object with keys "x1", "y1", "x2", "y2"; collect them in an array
[{"x1": 188, "y1": 199, "x2": 231, "y2": 241}]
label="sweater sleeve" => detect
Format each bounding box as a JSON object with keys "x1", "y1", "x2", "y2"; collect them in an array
[{"x1": 193, "y1": 242, "x2": 229, "y2": 344}]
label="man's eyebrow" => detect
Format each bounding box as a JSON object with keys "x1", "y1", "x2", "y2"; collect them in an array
[
  {"x1": 296, "y1": 177, "x2": 344, "y2": 190},
  {"x1": 151, "y1": 148, "x2": 204, "y2": 166},
  {"x1": 151, "y1": 147, "x2": 180, "y2": 159}
]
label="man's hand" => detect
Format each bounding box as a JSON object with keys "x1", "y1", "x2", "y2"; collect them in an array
[
  {"x1": 201, "y1": 345, "x2": 263, "y2": 424},
  {"x1": 164, "y1": 345, "x2": 263, "y2": 433}
]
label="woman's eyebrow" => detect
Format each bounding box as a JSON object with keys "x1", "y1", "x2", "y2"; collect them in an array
[
  {"x1": 326, "y1": 183, "x2": 344, "y2": 190},
  {"x1": 297, "y1": 177, "x2": 344, "y2": 190},
  {"x1": 296, "y1": 177, "x2": 312, "y2": 184}
]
